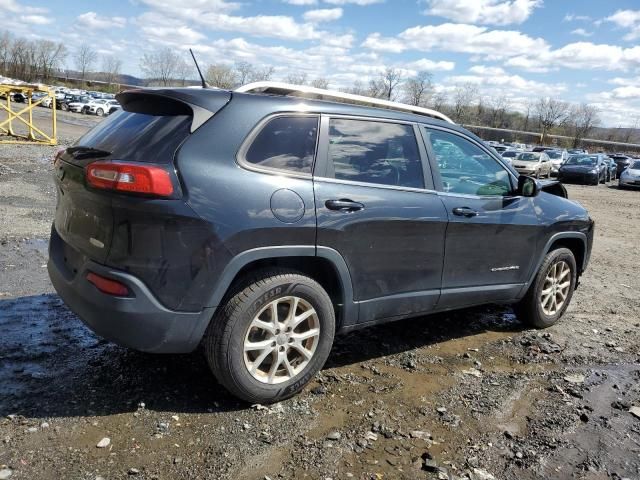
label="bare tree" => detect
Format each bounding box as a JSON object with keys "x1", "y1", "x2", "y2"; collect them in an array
[
  {"x1": 34, "y1": 40, "x2": 66, "y2": 81},
  {"x1": 175, "y1": 58, "x2": 193, "y2": 86},
  {"x1": 311, "y1": 77, "x2": 329, "y2": 89},
  {"x1": 452, "y1": 84, "x2": 478, "y2": 124},
  {"x1": 101, "y1": 55, "x2": 122, "y2": 88},
  {"x1": 429, "y1": 91, "x2": 449, "y2": 112},
  {"x1": 343, "y1": 79, "x2": 365, "y2": 95},
  {"x1": 403, "y1": 71, "x2": 433, "y2": 106},
  {"x1": 489, "y1": 95, "x2": 510, "y2": 128},
  {"x1": 521, "y1": 100, "x2": 534, "y2": 131},
  {"x1": 252, "y1": 65, "x2": 274, "y2": 82},
  {"x1": 75, "y1": 44, "x2": 97, "y2": 85},
  {"x1": 140, "y1": 48, "x2": 181, "y2": 86},
  {"x1": 235, "y1": 61, "x2": 254, "y2": 86},
  {"x1": 535, "y1": 97, "x2": 569, "y2": 144},
  {"x1": 366, "y1": 78, "x2": 386, "y2": 98},
  {"x1": 380, "y1": 67, "x2": 402, "y2": 100},
  {"x1": 205, "y1": 64, "x2": 237, "y2": 89},
  {"x1": 568, "y1": 103, "x2": 599, "y2": 148},
  {"x1": 286, "y1": 72, "x2": 308, "y2": 85}
]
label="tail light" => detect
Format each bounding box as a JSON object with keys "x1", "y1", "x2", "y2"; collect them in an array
[
  {"x1": 86, "y1": 161, "x2": 175, "y2": 197},
  {"x1": 86, "y1": 272, "x2": 129, "y2": 296}
]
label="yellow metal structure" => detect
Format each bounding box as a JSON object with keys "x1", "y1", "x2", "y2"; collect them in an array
[{"x1": 0, "y1": 84, "x2": 57, "y2": 145}]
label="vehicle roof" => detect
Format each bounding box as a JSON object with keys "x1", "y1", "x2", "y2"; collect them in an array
[{"x1": 126, "y1": 86, "x2": 473, "y2": 134}]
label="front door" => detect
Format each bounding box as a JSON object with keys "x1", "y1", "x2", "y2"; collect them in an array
[
  {"x1": 422, "y1": 127, "x2": 541, "y2": 309},
  {"x1": 314, "y1": 116, "x2": 448, "y2": 325}
]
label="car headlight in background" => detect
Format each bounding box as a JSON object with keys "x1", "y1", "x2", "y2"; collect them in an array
[{"x1": 589, "y1": 169, "x2": 598, "y2": 174}]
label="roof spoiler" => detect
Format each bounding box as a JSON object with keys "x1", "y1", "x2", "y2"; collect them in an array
[{"x1": 116, "y1": 88, "x2": 231, "y2": 133}]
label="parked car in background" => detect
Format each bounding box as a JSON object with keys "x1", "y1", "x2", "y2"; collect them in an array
[
  {"x1": 532, "y1": 146, "x2": 556, "y2": 153},
  {"x1": 609, "y1": 154, "x2": 633, "y2": 178},
  {"x1": 546, "y1": 149, "x2": 569, "y2": 177},
  {"x1": 84, "y1": 99, "x2": 119, "y2": 116},
  {"x1": 511, "y1": 151, "x2": 552, "y2": 178},
  {"x1": 47, "y1": 83, "x2": 594, "y2": 403},
  {"x1": 500, "y1": 149, "x2": 520, "y2": 164},
  {"x1": 558, "y1": 154, "x2": 607, "y2": 185},
  {"x1": 108, "y1": 103, "x2": 121, "y2": 115},
  {"x1": 567, "y1": 148, "x2": 588, "y2": 155},
  {"x1": 603, "y1": 157, "x2": 617, "y2": 181},
  {"x1": 67, "y1": 95, "x2": 92, "y2": 113},
  {"x1": 493, "y1": 145, "x2": 509, "y2": 154},
  {"x1": 619, "y1": 159, "x2": 640, "y2": 189}
]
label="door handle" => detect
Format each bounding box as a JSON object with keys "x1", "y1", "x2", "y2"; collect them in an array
[
  {"x1": 325, "y1": 199, "x2": 364, "y2": 212},
  {"x1": 452, "y1": 207, "x2": 478, "y2": 218}
]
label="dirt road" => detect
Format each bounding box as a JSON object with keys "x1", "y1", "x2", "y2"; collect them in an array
[{"x1": 0, "y1": 130, "x2": 639, "y2": 479}]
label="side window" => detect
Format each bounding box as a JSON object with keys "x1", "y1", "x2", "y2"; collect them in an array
[
  {"x1": 245, "y1": 116, "x2": 318, "y2": 174},
  {"x1": 425, "y1": 129, "x2": 513, "y2": 196},
  {"x1": 327, "y1": 118, "x2": 424, "y2": 189}
]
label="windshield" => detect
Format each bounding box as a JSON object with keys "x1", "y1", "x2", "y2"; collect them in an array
[
  {"x1": 630, "y1": 160, "x2": 640, "y2": 169},
  {"x1": 502, "y1": 151, "x2": 518, "y2": 157},
  {"x1": 547, "y1": 151, "x2": 562, "y2": 159},
  {"x1": 516, "y1": 153, "x2": 540, "y2": 162},
  {"x1": 566, "y1": 155, "x2": 597, "y2": 166}
]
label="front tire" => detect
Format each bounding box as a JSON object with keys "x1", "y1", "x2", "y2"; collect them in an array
[
  {"x1": 514, "y1": 248, "x2": 577, "y2": 328},
  {"x1": 96, "y1": 108, "x2": 104, "y2": 116},
  {"x1": 204, "y1": 269, "x2": 335, "y2": 403}
]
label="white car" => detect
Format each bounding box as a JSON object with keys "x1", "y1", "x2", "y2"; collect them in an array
[
  {"x1": 619, "y1": 159, "x2": 640, "y2": 189},
  {"x1": 85, "y1": 99, "x2": 118, "y2": 116},
  {"x1": 67, "y1": 96, "x2": 92, "y2": 113}
]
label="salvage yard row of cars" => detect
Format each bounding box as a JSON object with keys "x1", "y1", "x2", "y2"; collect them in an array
[
  {"x1": 485, "y1": 141, "x2": 640, "y2": 189},
  {"x1": 10, "y1": 87, "x2": 120, "y2": 117}
]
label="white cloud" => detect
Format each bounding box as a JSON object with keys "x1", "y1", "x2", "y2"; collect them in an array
[
  {"x1": 19, "y1": 15, "x2": 52, "y2": 25},
  {"x1": 444, "y1": 72, "x2": 566, "y2": 97},
  {"x1": 137, "y1": 12, "x2": 206, "y2": 46},
  {"x1": 604, "y1": 10, "x2": 640, "y2": 41},
  {"x1": 303, "y1": 8, "x2": 343, "y2": 23},
  {"x1": 506, "y1": 42, "x2": 640, "y2": 72},
  {"x1": 77, "y1": 12, "x2": 127, "y2": 30},
  {"x1": 363, "y1": 23, "x2": 548, "y2": 59},
  {"x1": 570, "y1": 28, "x2": 592, "y2": 37},
  {"x1": 0, "y1": 0, "x2": 46, "y2": 14},
  {"x1": 284, "y1": 0, "x2": 317, "y2": 4},
  {"x1": 468, "y1": 65, "x2": 506, "y2": 76},
  {"x1": 324, "y1": 0, "x2": 383, "y2": 4},
  {"x1": 563, "y1": 13, "x2": 591, "y2": 22},
  {"x1": 406, "y1": 58, "x2": 456, "y2": 72},
  {"x1": 422, "y1": 0, "x2": 542, "y2": 26}
]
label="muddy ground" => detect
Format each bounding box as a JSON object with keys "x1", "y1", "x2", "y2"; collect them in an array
[{"x1": 0, "y1": 120, "x2": 639, "y2": 480}]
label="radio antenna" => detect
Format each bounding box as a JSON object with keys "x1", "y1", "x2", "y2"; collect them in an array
[{"x1": 189, "y1": 48, "x2": 208, "y2": 88}]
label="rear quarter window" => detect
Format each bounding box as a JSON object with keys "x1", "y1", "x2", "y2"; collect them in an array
[{"x1": 243, "y1": 116, "x2": 319, "y2": 174}]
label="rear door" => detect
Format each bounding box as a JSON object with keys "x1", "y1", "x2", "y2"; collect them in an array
[
  {"x1": 421, "y1": 126, "x2": 541, "y2": 308},
  {"x1": 313, "y1": 115, "x2": 448, "y2": 325}
]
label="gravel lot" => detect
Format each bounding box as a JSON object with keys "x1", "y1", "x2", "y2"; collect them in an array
[{"x1": 1, "y1": 116, "x2": 639, "y2": 480}]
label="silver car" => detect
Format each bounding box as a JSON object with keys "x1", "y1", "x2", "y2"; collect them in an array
[
  {"x1": 619, "y1": 159, "x2": 640, "y2": 189},
  {"x1": 511, "y1": 152, "x2": 552, "y2": 178}
]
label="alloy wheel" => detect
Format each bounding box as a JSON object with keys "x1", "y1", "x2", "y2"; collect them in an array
[
  {"x1": 243, "y1": 296, "x2": 320, "y2": 384},
  {"x1": 540, "y1": 260, "x2": 571, "y2": 315}
]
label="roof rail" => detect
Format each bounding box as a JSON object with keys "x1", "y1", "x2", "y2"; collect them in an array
[{"x1": 235, "y1": 81, "x2": 454, "y2": 124}]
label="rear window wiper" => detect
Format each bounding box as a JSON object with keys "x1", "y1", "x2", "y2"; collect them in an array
[{"x1": 67, "y1": 146, "x2": 112, "y2": 159}]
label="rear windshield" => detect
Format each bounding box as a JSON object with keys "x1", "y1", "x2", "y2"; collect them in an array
[
  {"x1": 547, "y1": 151, "x2": 562, "y2": 159},
  {"x1": 517, "y1": 153, "x2": 540, "y2": 161},
  {"x1": 502, "y1": 151, "x2": 517, "y2": 157},
  {"x1": 566, "y1": 155, "x2": 597, "y2": 165},
  {"x1": 631, "y1": 161, "x2": 640, "y2": 169},
  {"x1": 75, "y1": 110, "x2": 191, "y2": 163}
]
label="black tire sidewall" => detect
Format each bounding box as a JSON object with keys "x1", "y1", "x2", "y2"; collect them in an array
[
  {"x1": 212, "y1": 275, "x2": 335, "y2": 403},
  {"x1": 529, "y1": 249, "x2": 577, "y2": 328}
]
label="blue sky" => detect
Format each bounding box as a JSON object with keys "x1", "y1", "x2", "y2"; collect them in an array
[{"x1": 2, "y1": 0, "x2": 640, "y2": 126}]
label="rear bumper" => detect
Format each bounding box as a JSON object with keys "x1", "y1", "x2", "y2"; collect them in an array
[
  {"x1": 48, "y1": 226, "x2": 213, "y2": 353},
  {"x1": 558, "y1": 172, "x2": 598, "y2": 184}
]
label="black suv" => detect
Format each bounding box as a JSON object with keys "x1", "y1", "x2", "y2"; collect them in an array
[{"x1": 48, "y1": 86, "x2": 594, "y2": 403}]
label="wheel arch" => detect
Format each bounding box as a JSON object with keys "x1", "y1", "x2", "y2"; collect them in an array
[
  {"x1": 518, "y1": 231, "x2": 587, "y2": 300},
  {"x1": 202, "y1": 246, "x2": 355, "y2": 334}
]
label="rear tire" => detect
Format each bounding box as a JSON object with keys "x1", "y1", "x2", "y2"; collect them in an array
[
  {"x1": 514, "y1": 248, "x2": 577, "y2": 328},
  {"x1": 204, "y1": 269, "x2": 335, "y2": 403}
]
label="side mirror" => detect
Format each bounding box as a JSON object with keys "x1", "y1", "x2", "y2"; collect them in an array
[{"x1": 518, "y1": 175, "x2": 540, "y2": 197}]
